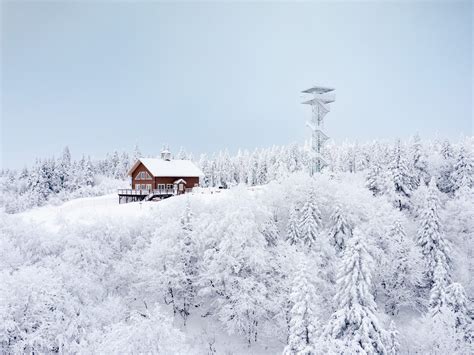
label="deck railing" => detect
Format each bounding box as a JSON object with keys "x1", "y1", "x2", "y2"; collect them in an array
[
  {"x1": 118, "y1": 187, "x2": 196, "y2": 196},
  {"x1": 118, "y1": 188, "x2": 174, "y2": 196}
]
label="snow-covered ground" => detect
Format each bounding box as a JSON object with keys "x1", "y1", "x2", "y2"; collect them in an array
[{"x1": 1, "y1": 171, "x2": 472, "y2": 354}]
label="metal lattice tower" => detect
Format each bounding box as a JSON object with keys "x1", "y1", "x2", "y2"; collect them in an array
[{"x1": 302, "y1": 86, "x2": 336, "y2": 175}]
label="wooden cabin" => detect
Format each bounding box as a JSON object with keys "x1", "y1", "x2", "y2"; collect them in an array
[{"x1": 118, "y1": 149, "x2": 204, "y2": 204}]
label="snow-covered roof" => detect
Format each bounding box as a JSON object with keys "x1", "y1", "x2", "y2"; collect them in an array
[
  {"x1": 301, "y1": 86, "x2": 335, "y2": 94},
  {"x1": 128, "y1": 158, "x2": 204, "y2": 177}
]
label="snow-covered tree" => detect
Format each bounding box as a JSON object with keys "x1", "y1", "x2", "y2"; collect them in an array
[
  {"x1": 410, "y1": 134, "x2": 429, "y2": 188},
  {"x1": 177, "y1": 146, "x2": 187, "y2": 160},
  {"x1": 298, "y1": 188, "x2": 321, "y2": 248},
  {"x1": 287, "y1": 205, "x2": 301, "y2": 245},
  {"x1": 92, "y1": 305, "x2": 189, "y2": 354},
  {"x1": 328, "y1": 203, "x2": 351, "y2": 252},
  {"x1": 324, "y1": 228, "x2": 387, "y2": 354},
  {"x1": 57, "y1": 146, "x2": 72, "y2": 190},
  {"x1": 450, "y1": 146, "x2": 473, "y2": 193},
  {"x1": 390, "y1": 139, "x2": 414, "y2": 210},
  {"x1": 283, "y1": 262, "x2": 320, "y2": 355},
  {"x1": 381, "y1": 219, "x2": 422, "y2": 315},
  {"x1": 387, "y1": 321, "x2": 400, "y2": 355},
  {"x1": 446, "y1": 283, "x2": 471, "y2": 337},
  {"x1": 178, "y1": 198, "x2": 197, "y2": 325},
  {"x1": 429, "y1": 250, "x2": 450, "y2": 315},
  {"x1": 417, "y1": 178, "x2": 451, "y2": 292},
  {"x1": 366, "y1": 160, "x2": 382, "y2": 196}
]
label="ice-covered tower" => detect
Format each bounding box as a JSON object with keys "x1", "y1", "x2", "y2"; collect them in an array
[{"x1": 302, "y1": 86, "x2": 336, "y2": 175}]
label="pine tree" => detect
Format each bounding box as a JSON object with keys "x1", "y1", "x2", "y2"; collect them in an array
[
  {"x1": 177, "y1": 147, "x2": 187, "y2": 160},
  {"x1": 132, "y1": 144, "x2": 142, "y2": 162},
  {"x1": 262, "y1": 215, "x2": 279, "y2": 247},
  {"x1": 387, "y1": 321, "x2": 400, "y2": 355},
  {"x1": 283, "y1": 262, "x2": 319, "y2": 355},
  {"x1": 298, "y1": 188, "x2": 321, "y2": 248},
  {"x1": 84, "y1": 156, "x2": 95, "y2": 187},
  {"x1": 178, "y1": 198, "x2": 197, "y2": 325},
  {"x1": 429, "y1": 250, "x2": 450, "y2": 315},
  {"x1": 437, "y1": 140, "x2": 455, "y2": 193},
  {"x1": 324, "y1": 229, "x2": 387, "y2": 354},
  {"x1": 383, "y1": 219, "x2": 419, "y2": 315},
  {"x1": 417, "y1": 178, "x2": 451, "y2": 291},
  {"x1": 390, "y1": 139, "x2": 414, "y2": 210},
  {"x1": 366, "y1": 161, "x2": 382, "y2": 196},
  {"x1": 287, "y1": 205, "x2": 301, "y2": 245},
  {"x1": 451, "y1": 147, "x2": 473, "y2": 193},
  {"x1": 328, "y1": 203, "x2": 351, "y2": 253},
  {"x1": 446, "y1": 282, "x2": 470, "y2": 334},
  {"x1": 411, "y1": 134, "x2": 429, "y2": 188},
  {"x1": 256, "y1": 155, "x2": 268, "y2": 185},
  {"x1": 58, "y1": 146, "x2": 72, "y2": 191}
]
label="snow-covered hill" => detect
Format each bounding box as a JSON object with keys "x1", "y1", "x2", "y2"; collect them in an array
[{"x1": 1, "y1": 172, "x2": 472, "y2": 354}]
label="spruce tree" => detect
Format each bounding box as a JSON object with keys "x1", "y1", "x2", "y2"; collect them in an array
[
  {"x1": 390, "y1": 139, "x2": 414, "y2": 210},
  {"x1": 383, "y1": 219, "x2": 418, "y2": 315},
  {"x1": 328, "y1": 203, "x2": 351, "y2": 253},
  {"x1": 387, "y1": 321, "x2": 400, "y2": 355},
  {"x1": 411, "y1": 134, "x2": 429, "y2": 188},
  {"x1": 446, "y1": 283, "x2": 470, "y2": 335},
  {"x1": 437, "y1": 140, "x2": 455, "y2": 193},
  {"x1": 283, "y1": 262, "x2": 319, "y2": 355},
  {"x1": 451, "y1": 147, "x2": 473, "y2": 193},
  {"x1": 287, "y1": 205, "x2": 301, "y2": 245},
  {"x1": 298, "y1": 188, "x2": 321, "y2": 248},
  {"x1": 178, "y1": 198, "x2": 196, "y2": 325},
  {"x1": 325, "y1": 229, "x2": 387, "y2": 354},
  {"x1": 429, "y1": 250, "x2": 450, "y2": 315},
  {"x1": 417, "y1": 178, "x2": 451, "y2": 291},
  {"x1": 366, "y1": 161, "x2": 382, "y2": 196}
]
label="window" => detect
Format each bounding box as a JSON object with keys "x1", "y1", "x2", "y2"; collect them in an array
[
  {"x1": 166, "y1": 184, "x2": 173, "y2": 190},
  {"x1": 136, "y1": 171, "x2": 153, "y2": 180},
  {"x1": 135, "y1": 184, "x2": 140, "y2": 190},
  {"x1": 157, "y1": 184, "x2": 165, "y2": 190},
  {"x1": 146, "y1": 184, "x2": 152, "y2": 190}
]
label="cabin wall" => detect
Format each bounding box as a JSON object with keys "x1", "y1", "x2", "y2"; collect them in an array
[
  {"x1": 154, "y1": 176, "x2": 200, "y2": 188},
  {"x1": 131, "y1": 162, "x2": 154, "y2": 190},
  {"x1": 130, "y1": 162, "x2": 200, "y2": 190}
]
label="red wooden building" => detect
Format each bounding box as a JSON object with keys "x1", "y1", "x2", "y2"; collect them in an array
[{"x1": 118, "y1": 149, "x2": 204, "y2": 204}]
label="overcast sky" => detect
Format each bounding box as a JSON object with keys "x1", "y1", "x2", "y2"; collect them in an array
[{"x1": 1, "y1": 1, "x2": 472, "y2": 169}]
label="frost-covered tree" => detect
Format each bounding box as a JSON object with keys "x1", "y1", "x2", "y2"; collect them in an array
[
  {"x1": 298, "y1": 188, "x2": 321, "y2": 248},
  {"x1": 387, "y1": 321, "x2": 400, "y2": 355},
  {"x1": 287, "y1": 205, "x2": 301, "y2": 245},
  {"x1": 390, "y1": 139, "x2": 414, "y2": 210},
  {"x1": 417, "y1": 178, "x2": 451, "y2": 291},
  {"x1": 382, "y1": 219, "x2": 421, "y2": 315},
  {"x1": 437, "y1": 140, "x2": 455, "y2": 193},
  {"x1": 177, "y1": 146, "x2": 187, "y2": 160},
  {"x1": 445, "y1": 283, "x2": 471, "y2": 338},
  {"x1": 324, "y1": 229, "x2": 387, "y2": 354},
  {"x1": 200, "y1": 193, "x2": 276, "y2": 345},
  {"x1": 328, "y1": 203, "x2": 351, "y2": 253},
  {"x1": 450, "y1": 146, "x2": 473, "y2": 193},
  {"x1": 366, "y1": 160, "x2": 382, "y2": 196},
  {"x1": 283, "y1": 263, "x2": 319, "y2": 355},
  {"x1": 92, "y1": 305, "x2": 189, "y2": 354},
  {"x1": 429, "y1": 250, "x2": 450, "y2": 315},
  {"x1": 57, "y1": 146, "x2": 72, "y2": 190},
  {"x1": 410, "y1": 134, "x2": 429, "y2": 188},
  {"x1": 177, "y1": 199, "x2": 197, "y2": 325}
]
